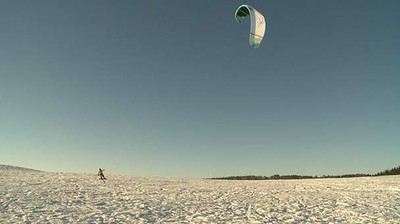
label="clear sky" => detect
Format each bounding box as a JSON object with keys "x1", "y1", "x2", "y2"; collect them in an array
[{"x1": 1, "y1": 0, "x2": 399, "y2": 178}]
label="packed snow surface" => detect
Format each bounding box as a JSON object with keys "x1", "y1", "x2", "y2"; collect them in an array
[{"x1": 1, "y1": 169, "x2": 400, "y2": 223}]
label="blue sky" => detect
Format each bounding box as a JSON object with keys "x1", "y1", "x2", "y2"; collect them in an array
[{"x1": 1, "y1": 0, "x2": 399, "y2": 178}]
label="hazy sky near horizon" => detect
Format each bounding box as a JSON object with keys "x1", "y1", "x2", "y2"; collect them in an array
[{"x1": 1, "y1": 0, "x2": 399, "y2": 178}]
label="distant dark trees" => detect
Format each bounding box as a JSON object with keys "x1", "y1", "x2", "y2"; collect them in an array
[
  {"x1": 208, "y1": 165, "x2": 399, "y2": 180},
  {"x1": 375, "y1": 165, "x2": 400, "y2": 176},
  {"x1": 320, "y1": 174, "x2": 371, "y2": 179}
]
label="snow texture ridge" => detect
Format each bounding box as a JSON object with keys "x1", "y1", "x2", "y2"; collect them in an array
[{"x1": 1, "y1": 170, "x2": 399, "y2": 223}]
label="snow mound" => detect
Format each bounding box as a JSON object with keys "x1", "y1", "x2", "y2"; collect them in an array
[{"x1": 0, "y1": 164, "x2": 43, "y2": 172}]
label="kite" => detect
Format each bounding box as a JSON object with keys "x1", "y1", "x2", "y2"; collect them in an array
[{"x1": 234, "y1": 5, "x2": 266, "y2": 48}]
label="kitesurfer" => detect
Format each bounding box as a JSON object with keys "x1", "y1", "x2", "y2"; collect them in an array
[{"x1": 98, "y1": 168, "x2": 106, "y2": 179}]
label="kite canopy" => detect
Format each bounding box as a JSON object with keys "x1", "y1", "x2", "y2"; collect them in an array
[{"x1": 234, "y1": 4, "x2": 266, "y2": 48}]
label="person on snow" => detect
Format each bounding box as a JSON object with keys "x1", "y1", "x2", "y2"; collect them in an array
[{"x1": 98, "y1": 168, "x2": 106, "y2": 179}]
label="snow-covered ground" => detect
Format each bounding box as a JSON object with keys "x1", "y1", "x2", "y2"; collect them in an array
[{"x1": 1, "y1": 167, "x2": 400, "y2": 223}]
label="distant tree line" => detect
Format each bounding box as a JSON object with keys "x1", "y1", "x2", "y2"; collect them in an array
[
  {"x1": 375, "y1": 165, "x2": 400, "y2": 176},
  {"x1": 208, "y1": 165, "x2": 400, "y2": 180}
]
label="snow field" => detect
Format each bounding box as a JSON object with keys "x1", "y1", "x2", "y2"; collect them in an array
[{"x1": 1, "y1": 170, "x2": 399, "y2": 223}]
